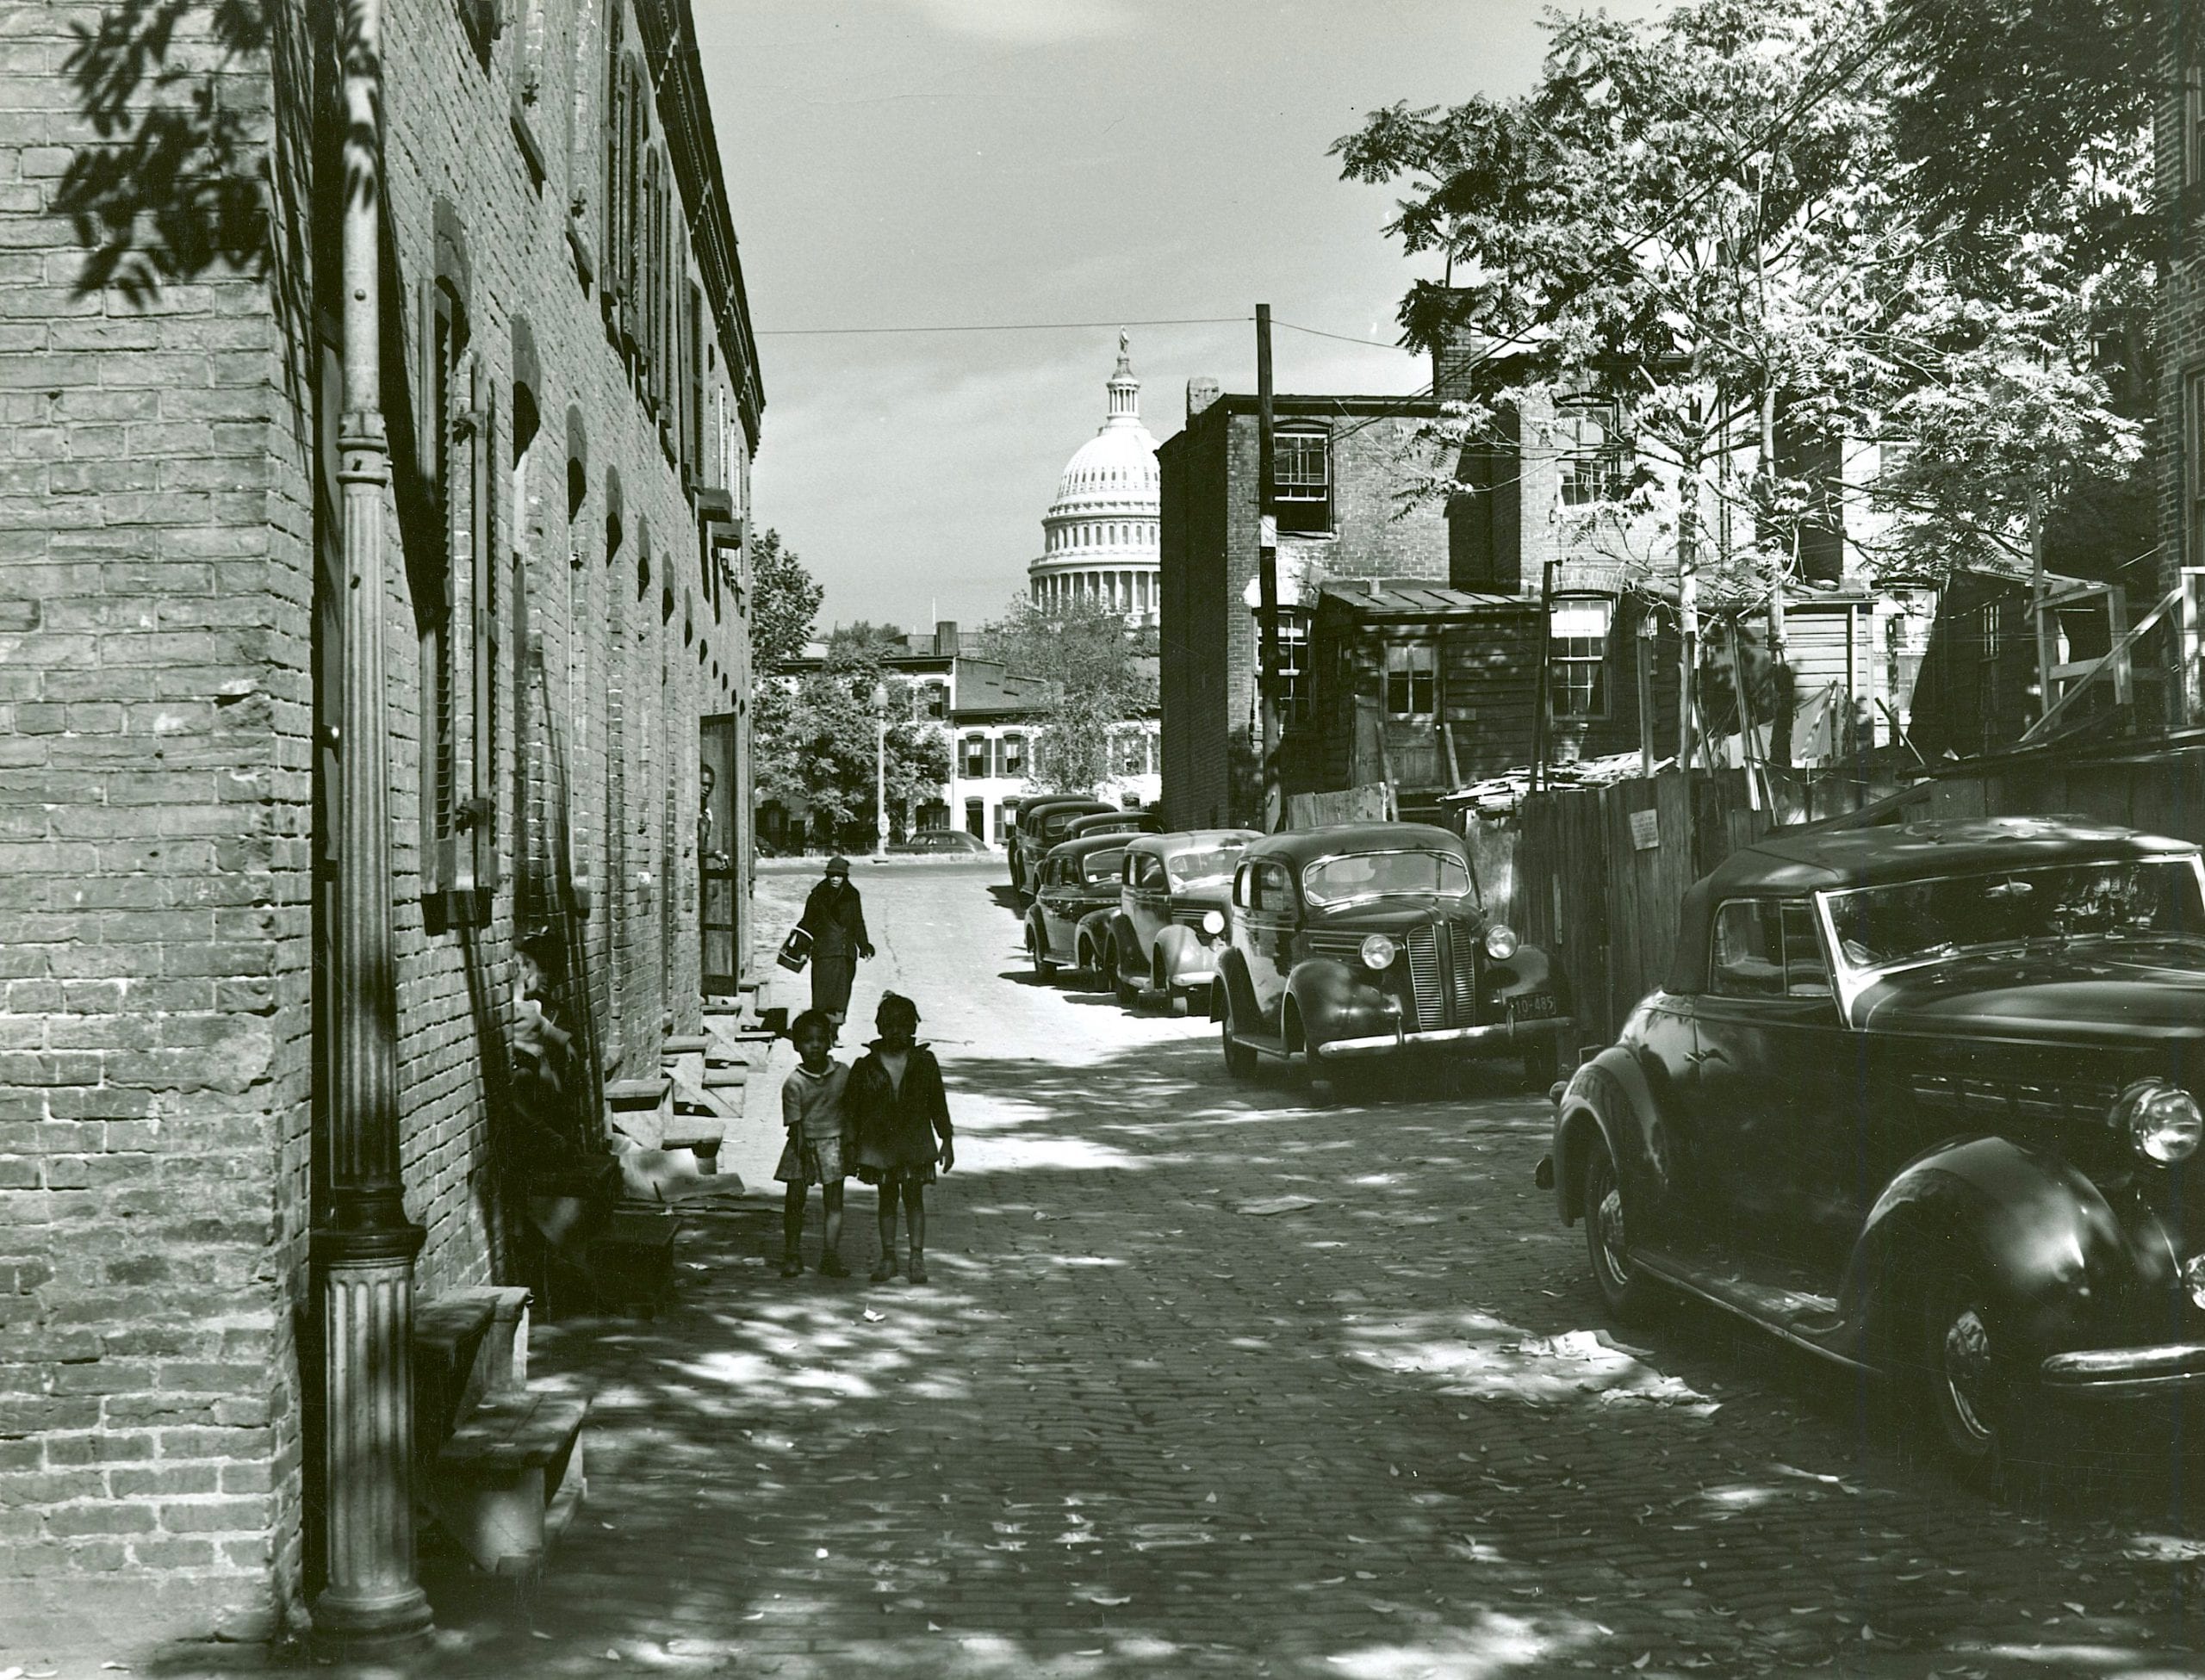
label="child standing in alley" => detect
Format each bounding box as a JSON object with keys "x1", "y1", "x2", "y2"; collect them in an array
[
  {"x1": 848, "y1": 992, "x2": 955, "y2": 1285},
  {"x1": 777, "y1": 1010, "x2": 852, "y2": 1279}
]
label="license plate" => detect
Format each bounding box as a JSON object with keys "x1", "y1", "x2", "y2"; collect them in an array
[{"x1": 1510, "y1": 994, "x2": 1558, "y2": 1020}]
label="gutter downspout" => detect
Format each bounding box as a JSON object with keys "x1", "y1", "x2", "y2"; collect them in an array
[{"x1": 314, "y1": 0, "x2": 432, "y2": 1652}]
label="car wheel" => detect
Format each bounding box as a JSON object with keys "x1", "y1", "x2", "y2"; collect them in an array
[
  {"x1": 1028, "y1": 925, "x2": 1055, "y2": 979},
  {"x1": 1221, "y1": 989, "x2": 1258, "y2": 1081},
  {"x1": 1916, "y1": 1269, "x2": 2014, "y2": 1488},
  {"x1": 1112, "y1": 943, "x2": 1140, "y2": 1007},
  {"x1": 1581, "y1": 1132, "x2": 1653, "y2": 1322}
]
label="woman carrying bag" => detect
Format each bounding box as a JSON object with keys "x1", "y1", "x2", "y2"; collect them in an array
[{"x1": 797, "y1": 856, "x2": 873, "y2": 1037}]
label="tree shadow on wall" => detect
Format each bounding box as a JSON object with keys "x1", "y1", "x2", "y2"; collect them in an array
[{"x1": 56, "y1": 0, "x2": 274, "y2": 303}]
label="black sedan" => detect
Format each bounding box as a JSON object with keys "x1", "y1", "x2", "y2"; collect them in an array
[{"x1": 1541, "y1": 815, "x2": 2205, "y2": 1481}]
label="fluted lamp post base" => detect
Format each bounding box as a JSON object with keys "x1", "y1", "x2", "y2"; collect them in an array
[{"x1": 310, "y1": 1222, "x2": 432, "y2": 1658}]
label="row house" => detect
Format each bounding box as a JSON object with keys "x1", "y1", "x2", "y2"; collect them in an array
[{"x1": 0, "y1": 0, "x2": 761, "y2": 1657}]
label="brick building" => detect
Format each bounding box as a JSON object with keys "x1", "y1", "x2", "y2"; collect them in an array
[
  {"x1": 1157, "y1": 385, "x2": 1450, "y2": 829},
  {"x1": 0, "y1": 0, "x2": 760, "y2": 1654}
]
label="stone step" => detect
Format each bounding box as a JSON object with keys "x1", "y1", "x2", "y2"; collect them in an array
[{"x1": 429, "y1": 1392, "x2": 588, "y2": 1575}]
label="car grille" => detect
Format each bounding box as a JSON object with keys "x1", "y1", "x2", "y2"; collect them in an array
[
  {"x1": 1910, "y1": 1072, "x2": 2118, "y2": 1126},
  {"x1": 1171, "y1": 907, "x2": 1212, "y2": 930},
  {"x1": 1450, "y1": 928, "x2": 1477, "y2": 1019},
  {"x1": 1405, "y1": 927, "x2": 1443, "y2": 1031}
]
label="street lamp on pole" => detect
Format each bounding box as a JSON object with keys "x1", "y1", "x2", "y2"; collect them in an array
[{"x1": 873, "y1": 681, "x2": 890, "y2": 855}]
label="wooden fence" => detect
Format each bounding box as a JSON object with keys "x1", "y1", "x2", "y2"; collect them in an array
[
  {"x1": 1500, "y1": 766, "x2": 1916, "y2": 1051},
  {"x1": 1283, "y1": 783, "x2": 1392, "y2": 828}
]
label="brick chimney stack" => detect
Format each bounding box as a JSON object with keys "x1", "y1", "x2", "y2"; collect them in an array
[
  {"x1": 1186, "y1": 377, "x2": 1221, "y2": 425},
  {"x1": 935, "y1": 620, "x2": 959, "y2": 656}
]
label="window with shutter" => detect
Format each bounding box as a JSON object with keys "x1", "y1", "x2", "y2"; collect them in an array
[{"x1": 418, "y1": 276, "x2": 461, "y2": 901}]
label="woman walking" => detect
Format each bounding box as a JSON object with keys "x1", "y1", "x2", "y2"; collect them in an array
[{"x1": 798, "y1": 856, "x2": 873, "y2": 1036}]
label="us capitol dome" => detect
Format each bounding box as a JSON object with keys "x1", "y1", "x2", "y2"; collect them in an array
[{"x1": 1029, "y1": 332, "x2": 1159, "y2": 626}]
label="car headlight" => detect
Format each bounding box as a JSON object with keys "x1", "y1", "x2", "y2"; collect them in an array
[
  {"x1": 2115, "y1": 1079, "x2": 2204, "y2": 1165},
  {"x1": 2184, "y1": 1253, "x2": 2205, "y2": 1311},
  {"x1": 1359, "y1": 933, "x2": 1397, "y2": 971},
  {"x1": 1483, "y1": 923, "x2": 1519, "y2": 961},
  {"x1": 1202, "y1": 909, "x2": 1225, "y2": 937}
]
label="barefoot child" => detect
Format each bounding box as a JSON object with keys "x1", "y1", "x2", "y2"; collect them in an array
[
  {"x1": 777, "y1": 1010, "x2": 853, "y2": 1279},
  {"x1": 849, "y1": 992, "x2": 954, "y2": 1285}
]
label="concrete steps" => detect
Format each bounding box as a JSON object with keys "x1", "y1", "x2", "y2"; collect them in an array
[{"x1": 413, "y1": 1286, "x2": 587, "y2": 1577}]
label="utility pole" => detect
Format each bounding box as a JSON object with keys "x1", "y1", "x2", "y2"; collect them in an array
[
  {"x1": 1256, "y1": 305, "x2": 1282, "y2": 831},
  {"x1": 315, "y1": 0, "x2": 432, "y2": 1652}
]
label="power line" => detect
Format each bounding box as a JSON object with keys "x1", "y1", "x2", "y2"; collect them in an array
[{"x1": 754, "y1": 315, "x2": 1248, "y2": 338}]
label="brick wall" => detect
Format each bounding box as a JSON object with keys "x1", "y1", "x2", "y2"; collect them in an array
[
  {"x1": 0, "y1": 0, "x2": 757, "y2": 1655},
  {"x1": 1158, "y1": 394, "x2": 1447, "y2": 828}
]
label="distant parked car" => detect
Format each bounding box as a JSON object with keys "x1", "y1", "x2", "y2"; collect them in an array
[
  {"x1": 1009, "y1": 797, "x2": 1114, "y2": 900},
  {"x1": 1214, "y1": 822, "x2": 1570, "y2": 1097},
  {"x1": 1024, "y1": 834, "x2": 1129, "y2": 982},
  {"x1": 1096, "y1": 830, "x2": 1259, "y2": 1013},
  {"x1": 1540, "y1": 815, "x2": 2205, "y2": 1482},
  {"x1": 890, "y1": 829, "x2": 990, "y2": 856},
  {"x1": 1065, "y1": 809, "x2": 1165, "y2": 843}
]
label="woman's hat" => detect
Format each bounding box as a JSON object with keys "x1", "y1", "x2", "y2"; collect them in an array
[{"x1": 824, "y1": 856, "x2": 851, "y2": 877}]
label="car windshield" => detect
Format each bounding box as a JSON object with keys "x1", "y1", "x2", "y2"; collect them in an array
[
  {"x1": 1166, "y1": 846, "x2": 1246, "y2": 890},
  {"x1": 1823, "y1": 856, "x2": 2205, "y2": 974},
  {"x1": 1080, "y1": 848, "x2": 1127, "y2": 883},
  {"x1": 1302, "y1": 849, "x2": 1472, "y2": 907}
]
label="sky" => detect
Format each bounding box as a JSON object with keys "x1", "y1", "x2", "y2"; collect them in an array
[{"x1": 696, "y1": 1, "x2": 1651, "y2": 634}]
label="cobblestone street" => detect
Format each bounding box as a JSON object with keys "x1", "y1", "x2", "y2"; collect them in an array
[{"x1": 144, "y1": 859, "x2": 2205, "y2": 1679}]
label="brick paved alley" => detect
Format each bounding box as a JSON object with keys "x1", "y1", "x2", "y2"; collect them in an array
[{"x1": 127, "y1": 859, "x2": 2205, "y2": 1679}]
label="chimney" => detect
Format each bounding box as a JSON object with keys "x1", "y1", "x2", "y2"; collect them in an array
[
  {"x1": 935, "y1": 619, "x2": 959, "y2": 657},
  {"x1": 1186, "y1": 377, "x2": 1221, "y2": 425}
]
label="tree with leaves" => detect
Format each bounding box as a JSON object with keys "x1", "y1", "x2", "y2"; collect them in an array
[
  {"x1": 755, "y1": 625, "x2": 949, "y2": 849},
  {"x1": 1333, "y1": 0, "x2": 2147, "y2": 759},
  {"x1": 748, "y1": 528, "x2": 824, "y2": 676},
  {"x1": 983, "y1": 594, "x2": 1156, "y2": 796}
]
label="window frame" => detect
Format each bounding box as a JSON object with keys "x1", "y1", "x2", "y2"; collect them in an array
[
  {"x1": 1382, "y1": 639, "x2": 1438, "y2": 721},
  {"x1": 1548, "y1": 595, "x2": 1613, "y2": 722},
  {"x1": 1709, "y1": 897, "x2": 1834, "y2": 1001},
  {"x1": 1273, "y1": 425, "x2": 1332, "y2": 535}
]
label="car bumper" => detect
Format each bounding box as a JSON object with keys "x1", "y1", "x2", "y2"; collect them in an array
[
  {"x1": 1315, "y1": 1015, "x2": 1576, "y2": 1062},
  {"x1": 2039, "y1": 1342, "x2": 2205, "y2": 1398}
]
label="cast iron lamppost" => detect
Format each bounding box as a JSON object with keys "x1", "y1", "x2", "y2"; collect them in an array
[
  {"x1": 314, "y1": 0, "x2": 432, "y2": 1650},
  {"x1": 873, "y1": 680, "x2": 890, "y2": 855}
]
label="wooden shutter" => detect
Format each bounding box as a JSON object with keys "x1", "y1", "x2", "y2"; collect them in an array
[{"x1": 469, "y1": 365, "x2": 499, "y2": 895}]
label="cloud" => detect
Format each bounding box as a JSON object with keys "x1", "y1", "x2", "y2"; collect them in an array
[{"x1": 894, "y1": 0, "x2": 1136, "y2": 43}]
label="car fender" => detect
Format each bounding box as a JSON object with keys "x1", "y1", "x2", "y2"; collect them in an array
[
  {"x1": 1023, "y1": 908, "x2": 1047, "y2": 956},
  {"x1": 1284, "y1": 958, "x2": 1393, "y2": 1054},
  {"x1": 1550, "y1": 1045, "x2": 1673, "y2": 1231},
  {"x1": 1154, "y1": 922, "x2": 1206, "y2": 984},
  {"x1": 1108, "y1": 913, "x2": 1144, "y2": 970},
  {"x1": 1839, "y1": 1133, "x2": 2175, "y2": 1361},
  {"x1": 1075, "y1": 908, "x2": 1114, "y2": 970},
  {"x1": 1214, "y1": 945, "x2": 1258, "y2": 1026},
  {"x1": 1485, "y1": 942, "x2": 1570, "y2": 1013}
]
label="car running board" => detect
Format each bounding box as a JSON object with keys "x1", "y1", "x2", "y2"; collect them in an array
[
  {"x1": 1228, "y1": 1029, "x2": 1290, "y2": 1060},
  {"x1": 1630, "y1": 1245, "x2": 1866, "y2": 1372}
]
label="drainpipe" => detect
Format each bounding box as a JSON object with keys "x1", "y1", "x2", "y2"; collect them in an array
[{"x1": 314, "y1": 0, "x2": 432, "y2": 1652}]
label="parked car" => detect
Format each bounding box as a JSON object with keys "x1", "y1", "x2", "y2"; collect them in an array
[
  {"x1": 1096, "y1": 829, "x2": 1259, "y2": 1012},
  {"x1": 1065, "y1": 809, "x2": 1165, "y2": 843},
  {"x1": 1024, "y1": 833, "x2": 1131, "y2": 982},
  {"x1": 1009, "y1": 796, "x2": 1115, "y2": 899},
  {"x1": 1538, "y1": 815, "x2": 2205, "y2": 1480},
  {"x1": 1213, "y1": 821, "x2": 1570, "y2": 1095},
  {"x1": 890, "y1": 829, "x2": 990, "y2": 856}
]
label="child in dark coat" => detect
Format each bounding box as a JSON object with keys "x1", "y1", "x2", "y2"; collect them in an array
[{"x1": 848, "y1": 992, "x2": 954, "y2": 1284}]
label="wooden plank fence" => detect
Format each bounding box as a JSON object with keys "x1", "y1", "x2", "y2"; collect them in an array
[{"x1": 1500, "y1": 766, "x2": 1913, "y2": 1051}]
